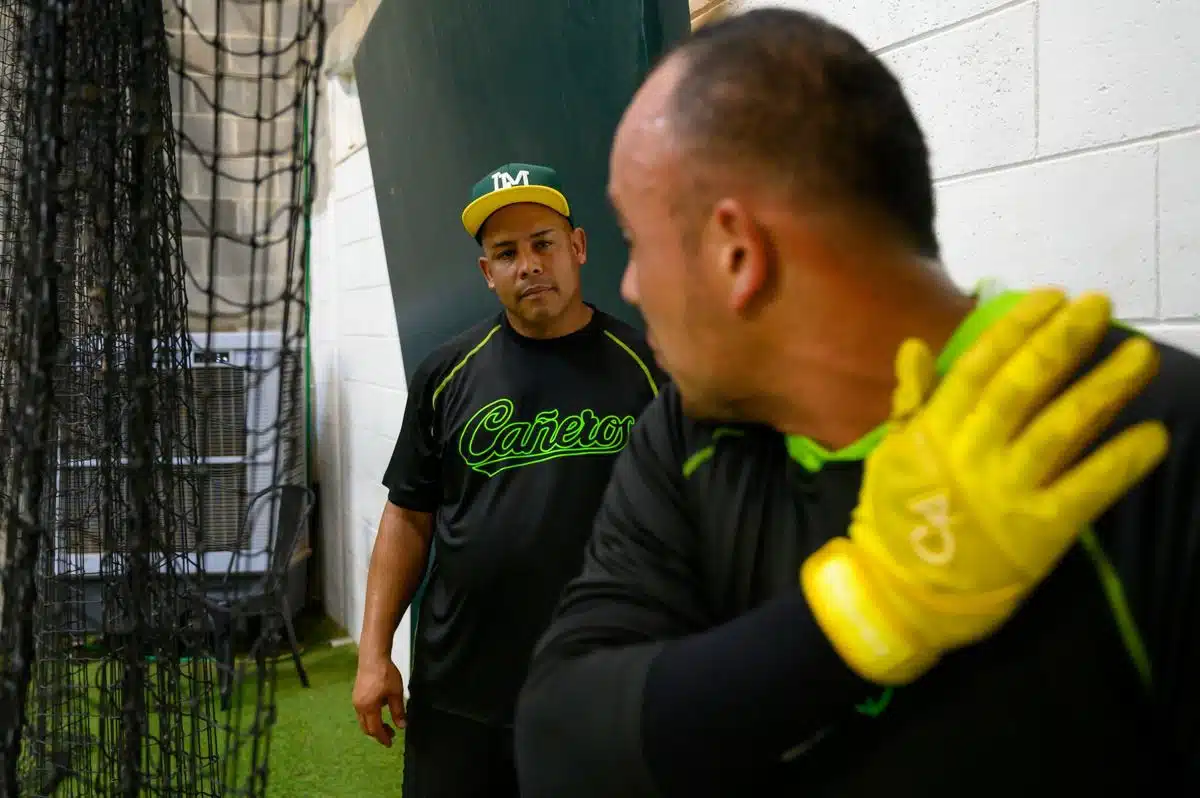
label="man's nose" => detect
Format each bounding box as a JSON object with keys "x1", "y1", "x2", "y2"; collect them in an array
[{"x1": 518, "y1": 250, "x2": 544, "y2": 276}]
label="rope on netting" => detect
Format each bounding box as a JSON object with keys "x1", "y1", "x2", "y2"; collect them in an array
[{"x1": 0, "y1": 0, "x2": 325, "y2": 794}]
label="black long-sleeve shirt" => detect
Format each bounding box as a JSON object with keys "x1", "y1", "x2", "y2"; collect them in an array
[{"x1": 514, "y1": 297, "x2": 1200, "y2": 797}]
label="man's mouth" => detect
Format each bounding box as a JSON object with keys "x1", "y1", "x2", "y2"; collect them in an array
[{"x1": 521, "y1": 285, "x2": 555, "y2": 298}]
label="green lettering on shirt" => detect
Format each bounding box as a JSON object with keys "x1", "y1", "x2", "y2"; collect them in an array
[{"x1": 458, "y1": 397, "x2": 636, "y2": 477}]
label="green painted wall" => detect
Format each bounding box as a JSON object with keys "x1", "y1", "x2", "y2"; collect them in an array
[{"x1": 354, "y1": 0, "x2": 691, "y2": 380}]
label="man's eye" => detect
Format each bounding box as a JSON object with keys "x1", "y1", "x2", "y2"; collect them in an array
[
  {"x1": 497, "y1": 250, "x2": 515, "y2": 260},
  {"x1": 534, "y1": 240, "x2": 551, "y2": 251}
]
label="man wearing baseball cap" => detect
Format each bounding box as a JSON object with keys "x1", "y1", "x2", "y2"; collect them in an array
[{"x1": 352, "y1": 161, "x2": 664, "y2": 796}]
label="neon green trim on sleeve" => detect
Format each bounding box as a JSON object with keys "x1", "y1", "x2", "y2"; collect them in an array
[
  {"x1": 1079, "y1": 528, "x2": 1153, "y2": 689},
  {"x1": 681, "y1": 427, "x2": 744, "y2": 479},
  {"x1": 431, "y1": 325, "x2": 502, "y2": 409},
  {"x1": 603, "y1": 329, "x2": 659, "y2": 397}
]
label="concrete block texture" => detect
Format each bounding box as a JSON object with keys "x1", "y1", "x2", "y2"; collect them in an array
[
  {"x1": 168, "y1": 0, "x2": 306, "y2": 39},
  {"x1": 183, "y1": 237, "x2": 299, "y2": 332},
  {"x1": 181, "y1": 232, "x2": 296, "y2": 283},
  {"x1": 174, "y1": 94, "x2": 302, "y2": 159},
  {"x1": 732, "y1": 0, "x2": 1018, "y2": 50},
  {"x1": 164, "y1": 0, "x2": 320, "y2": 334},
  {"x1": 178, "y1": 73, "x2": 299, "y2": 118},
  {"x1": 883, "y1": 3, "x2": 1035, "y2": 178},
  {"x1": 723, "y1": 0, "x2": 1200, "y2": 342},
  {"x1": 1038, "y1": 0, "x2": 1200, "y2": 155},
  {"x1": 180, "y1": 196, "x2": 238, "y2": 237},
  {"x1": 1158, "y1": 132, "x2": 1200, "y2": 319},
  {"x1": 936, "y1": 144, "x2": 1159, "y2": 319},
  {"x1": 177, "y1": 152, "x2": 297, "y2": 202}
]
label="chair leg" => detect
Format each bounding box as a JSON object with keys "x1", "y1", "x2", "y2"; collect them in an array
[
  {"x1": 279, "y1": 596, "x2": 309, "y2": 688},
  {"x1": 219, "y1": 623, "x2": 235, "y2": 711}
]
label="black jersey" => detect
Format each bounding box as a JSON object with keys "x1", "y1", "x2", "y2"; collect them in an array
[
  {"x1": 515, "y1": 290, "x2": 1200, "y2": 797},
  {"x1": 382, "y1": 306, "x2": 663, "y2": 727}
]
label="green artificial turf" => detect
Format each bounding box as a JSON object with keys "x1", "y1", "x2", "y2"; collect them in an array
[
  {"x1": 263, "y1": 623, "x2": 406, "y2": 797},
  {"x1": 28, "y1": 613, "x2": 406, "y2": 797}
]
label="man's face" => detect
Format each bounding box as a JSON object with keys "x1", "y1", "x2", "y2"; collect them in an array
[
  {"x1": 610, "y1": 61, "x2": 749, "y2": 420},
  {"x1": 478, "y1": 203, "x2": 587, "y2": 328}
]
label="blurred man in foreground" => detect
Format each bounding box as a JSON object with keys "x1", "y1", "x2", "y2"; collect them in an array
[{"x1": 514, "y1": 9, "x2": 1198, "y2": 796}]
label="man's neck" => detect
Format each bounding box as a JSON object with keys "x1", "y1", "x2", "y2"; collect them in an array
[
  {"x1": 762, "y1": 274, "x2": 976, "y2": 450},
  {"x1": 506, "y1": 300, "x2": 594, "y2": 340}
]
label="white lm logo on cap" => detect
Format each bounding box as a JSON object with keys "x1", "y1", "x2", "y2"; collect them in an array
[{"x1": 490, "y1": 169, "x2": 530, "y2": 191}]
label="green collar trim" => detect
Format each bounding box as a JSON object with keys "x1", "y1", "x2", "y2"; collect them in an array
[
  {"x1": 784, "y1": 288, "x2": 1027, "y2": 472},
  {"x1": 933, "y1": 289, "x2": 1026, "y2": 374}
]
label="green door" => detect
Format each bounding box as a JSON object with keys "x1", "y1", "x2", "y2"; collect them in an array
[{"x1": 355, "y1": 0, "x2": 691, "y2": 381}]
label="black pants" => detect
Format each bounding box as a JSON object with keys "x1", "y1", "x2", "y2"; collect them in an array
[{"x1": 402, "y1": 701, "x2": 520, "y2": 798}]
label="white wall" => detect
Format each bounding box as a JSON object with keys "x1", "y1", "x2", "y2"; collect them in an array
[
  {"x1": 310, "y1": 72, "x2": 413, "y2": 682},
  {"x1": 735, "y1": 0, "x2": 1200, "y2": 353}
]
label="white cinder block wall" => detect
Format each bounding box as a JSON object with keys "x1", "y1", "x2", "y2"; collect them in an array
[
  {"x1": 735, "y1": 0, "x2": 1200, "y2": 353},
  {"x1": 310, "y1": 73, "x2": 413, "y2": 682},
  {"x1": 309, "y1": 0, "x2": 1200, "y2": 672}
]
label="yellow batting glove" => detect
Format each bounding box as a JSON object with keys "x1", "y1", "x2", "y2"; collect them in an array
[{"x1": 801, "y1": 289, "x2": 1170, "y2": 686}]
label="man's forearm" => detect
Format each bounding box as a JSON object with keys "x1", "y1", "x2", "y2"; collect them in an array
[
  {"x1": 516, "y1": 641, "x2": 665, "y2": 798},
  {"x1": 640, "y1": 592, "x2": 873, "y2": 795},
  {"x1": 516, "y1": 593, "x2": 873, "y2": 798},
  {"x1": 358, "y1": 503, "x2": 432, "y2": 662}
]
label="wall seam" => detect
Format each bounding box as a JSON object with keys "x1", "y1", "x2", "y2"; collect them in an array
[{"x1": 936, "y1": 123, "x2": 1199, "y2": 186}]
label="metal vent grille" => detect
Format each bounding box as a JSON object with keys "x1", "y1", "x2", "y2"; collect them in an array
[
  {"x1": 190, "y1": 462, "x2": 247, "y2": 551},
  {"x1": 56, "y1": 462, "x2": 246, "y2": 555},
  {"x1": 187, "y1": 363, "x2": 246, "y2": 459},
  {"x1": 275, "y1": 348, "x2": 305, "y2": 485},
  {"x1": 47, "y1": 331, "x2": 299, "y2": 568}
]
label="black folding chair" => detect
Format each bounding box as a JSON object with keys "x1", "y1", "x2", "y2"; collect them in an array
[{"x1": 198, "y1": 483, "x2": 315, "y2": 709}]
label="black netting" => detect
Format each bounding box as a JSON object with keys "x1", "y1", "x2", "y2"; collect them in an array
[{"x1": 0, "y1": 0, "x2": 324, "y2": 795}]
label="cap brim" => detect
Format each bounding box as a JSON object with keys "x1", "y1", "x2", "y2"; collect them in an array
[{"x1": 461, "y1": 185, "x2": 571, "y2": 238}]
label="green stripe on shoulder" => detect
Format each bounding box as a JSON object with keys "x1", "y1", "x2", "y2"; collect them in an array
[
  {"x1": 431, "y1": 325, "x2": 502, "y2": 409},
  {"x1": 1079, "y1": 527, "x2": 1153, "y2": 690},
  {"x1": 682, "y1": 427, "x2": 744, "y2": 479},
  {"x1": 603, "y1": 329, "x2": 659, "y2": 397}
]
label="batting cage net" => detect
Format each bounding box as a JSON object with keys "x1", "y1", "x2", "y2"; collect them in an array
[{"x1": 0, "y1": 0, "x2": 324, "y2": 795}]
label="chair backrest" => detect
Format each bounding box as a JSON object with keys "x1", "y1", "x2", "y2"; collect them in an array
[
  {"x1": 266, "y1": 485, "x2": 314, "y2": 582},
  {"x1": 222, "y1": 484, "x2": 314, "y2": 587}
]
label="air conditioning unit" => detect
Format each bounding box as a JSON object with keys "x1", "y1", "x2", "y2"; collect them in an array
[{"x1": 51, "y1": 329, "x2": 305, "y2": 579}]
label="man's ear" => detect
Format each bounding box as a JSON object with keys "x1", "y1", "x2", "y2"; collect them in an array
[
  {"x1": 478, "y1": 256, "x2": 496, "y2": 290},
  {"x1": 707, "y1": 198, "x2": 770, "y2": 314},
  {"x1": 571, "y1": 226, "x2": 588, "y2": 265}
]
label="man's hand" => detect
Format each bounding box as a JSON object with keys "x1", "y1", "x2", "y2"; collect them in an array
[
  {"x1": 801, "y1": 289, "x2": 1170, "y2": 686},
  {"x1": 352, "y1": 655, "x2": 407, "y2": 748}
]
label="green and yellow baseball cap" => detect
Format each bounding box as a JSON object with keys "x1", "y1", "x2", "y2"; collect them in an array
[{"x1": 461, "y1": 162, "x2": 573, "y2": 240}]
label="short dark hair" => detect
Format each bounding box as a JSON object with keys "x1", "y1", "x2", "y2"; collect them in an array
[{"x1": 665, "y1": 9, "x2": 939, "y2": 259}]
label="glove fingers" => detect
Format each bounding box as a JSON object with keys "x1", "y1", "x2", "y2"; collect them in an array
[
  {"x1": 924, "y1": 289, "x2": 1067, "y2": 431},
  {"x1": 1009, "y1": 335, "x2": 1161, "y2": 487},
  {"x1": 956, "y1": 292, "x2": 1113, "y2": 458},
  {"x1": 1041, "y1": 420, "x2": 1169, "y2": 531},
  {"x1": 890, "y1": 338, "x2": 938, "y2": 420}
]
